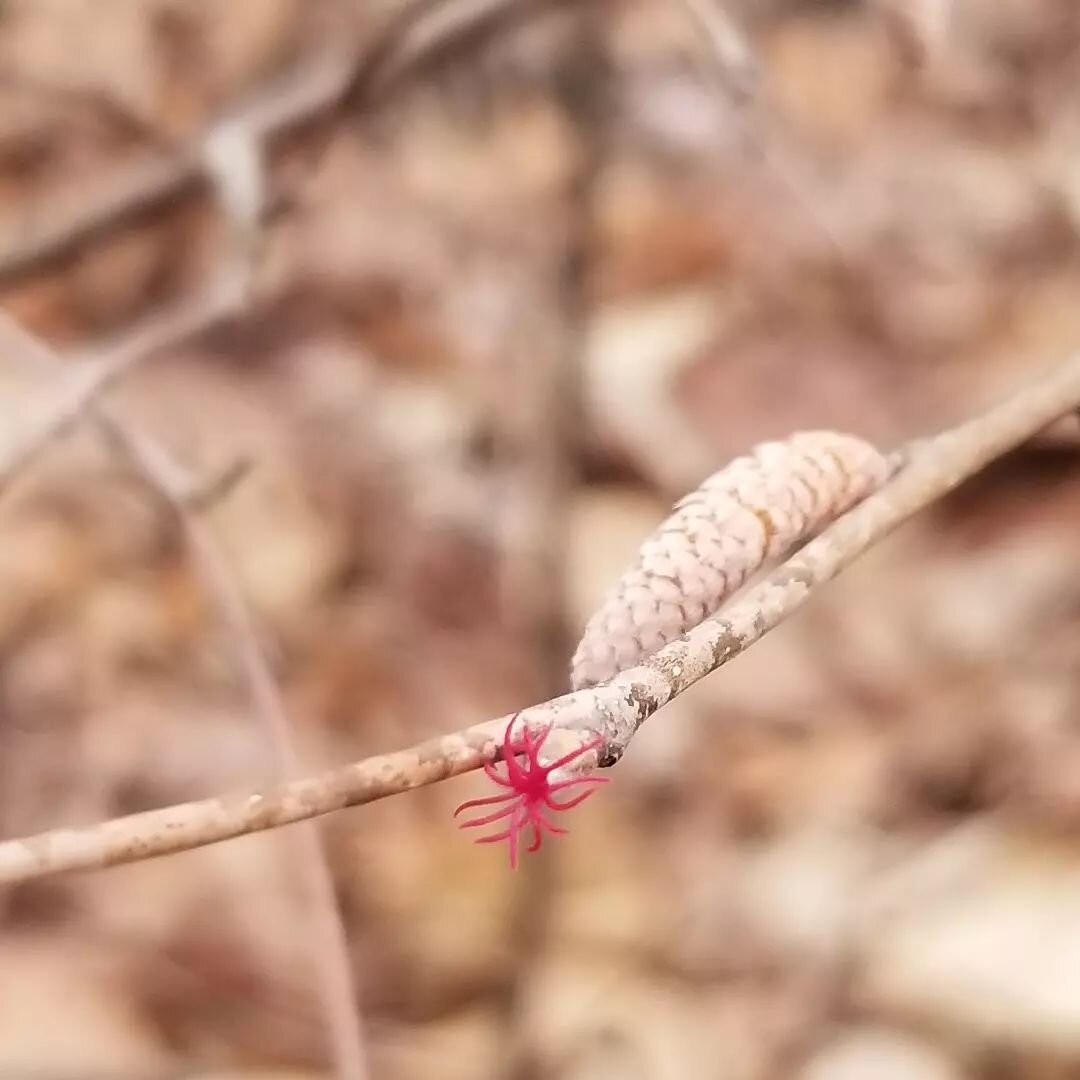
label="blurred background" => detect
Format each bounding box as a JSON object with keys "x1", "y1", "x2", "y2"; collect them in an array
[{"x1": 1, "y1": 0, "x2": 1080, "y2": 1078}]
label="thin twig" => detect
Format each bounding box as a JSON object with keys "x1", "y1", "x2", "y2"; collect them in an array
[
  {"x1": 1, "y1": 349, "x2": 1079, "y2": 882},
  {"x1": 678, "y1": 0, "x2": 760, "y2": 103},
  {"x1": 676, "y1": 0, "x2": 851, "y2": 259},
  {"x1": 98, "y1": 439, "x2": 368, "y2": 1080},
  {"x1": 0, "y1": 276, "x2": 242, "y2": 495},
  {"x1": 0, "y1": 0, "x2": 556, "y2": 282},
  {"x1": 0, "y1": 53, "x2": 354, "y2": 282},
  {"x1": 341, "y1": 0, "x2": 566, "y2": 106},
  {"x1": 0, "y1": 316, "x2": 369, "y2": 1080},
  {"x1": 872, "y1": 0, "x2": 952, "y2": 69}
]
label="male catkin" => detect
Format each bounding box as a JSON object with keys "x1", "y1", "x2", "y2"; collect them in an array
[{"x1": 570, "y1": 431, "x2": 889, "y2": 689}]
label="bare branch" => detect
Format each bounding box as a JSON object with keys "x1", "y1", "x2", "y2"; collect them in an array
[{"x1": 1, "y1": 349, "x2": 1079, "y2": 883}]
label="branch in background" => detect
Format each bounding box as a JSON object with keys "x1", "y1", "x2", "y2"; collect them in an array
[
  {"x1": 872, "y1": 0, "x2": 952, "y2": 69},
  {"x1": 2, "y1": 349, "x2": 1080, "y2": 882},
  {"x1": 342, "y1": 0, "x2": 566, "y2": 106},
  {"x1": 675, "y1": 0, "x2": 851, "y2": 259},
  {"x1": 0, "y1": 0, "x2": 555, "y2": 283},
  {"x1": 570, "y1": 431, "x2": 890, "y2": 690},
  {"x1": 0, "y1": 52, "x2": 354, "y2": 283},
  {"x1": 0, "y1": 275, "x2": 242, "y2": 495},
  {"x1": 489, "y1": 11, "x2": 609, "y2": 1074},
  {"x1": 0, "y1": 309, "x2": 369, "y2": 1078},
  {"x1": 107, "y1": 430, "x2": 370, "y2": 1080}
]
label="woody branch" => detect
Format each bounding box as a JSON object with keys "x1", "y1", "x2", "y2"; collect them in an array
[{"x1": 0, "y1": 348, "x2": 1078, "y2": 883}]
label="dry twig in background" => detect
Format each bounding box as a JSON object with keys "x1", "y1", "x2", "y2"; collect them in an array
[
  {"x1": 0, "y1": 0, "x2": 552, "y2": 283},
  {"x1": 0, "y1": 310, "x2": 370, "y2": 1080},
  {"x1": 342, "y1": 0, "x2": 565, "y2": 106},
  {"x1": 493, "y1": 0, "x2": 608, "y2": 694},
  {"x1": 872, "y1": 0, "x2": 952, "y2": 68},
  {"x1": 0, "y1": 52, "x2": 354, "y2": 282},
  {"x1": 1, "y1": 348, "x2": 1080, "y2": 882},
  {"x1": 0, "y1": 275, "x2": 242, "y2": 495},
  {"x1": 676, "y1": 0, "x2": 850, "y2": 258}
]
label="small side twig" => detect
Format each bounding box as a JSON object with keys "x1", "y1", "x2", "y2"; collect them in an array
[
  {"x1": 0, "y1": 52, "x2": 354, "y2": 283},
  {"x1": 1, "y1": 348, "x2": 1079, "y2": 882},
  {"x1": 0, "y1": 0, "x2": 563, "y2": 283},
  {"x1": 0, "y1": 275, "x2": 242, "y2": 496}
]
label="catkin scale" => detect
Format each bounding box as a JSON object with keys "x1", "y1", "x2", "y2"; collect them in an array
[{"x1": 570, "y1": 431, "x2": 889, "y2": 690}]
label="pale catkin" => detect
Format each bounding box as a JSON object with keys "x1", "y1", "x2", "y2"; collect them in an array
[{"x1": 570, "y1": 430, "x2": 890, "y2": 690}]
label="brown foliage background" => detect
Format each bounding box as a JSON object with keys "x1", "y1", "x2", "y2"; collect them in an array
[{"x1": 2, "y1": 1, "x2": 1080, "y2": 1077}]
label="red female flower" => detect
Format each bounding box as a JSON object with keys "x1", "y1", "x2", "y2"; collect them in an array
[{"x1": 454, "y1": 714, "x2": 609, "y2": 868}]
